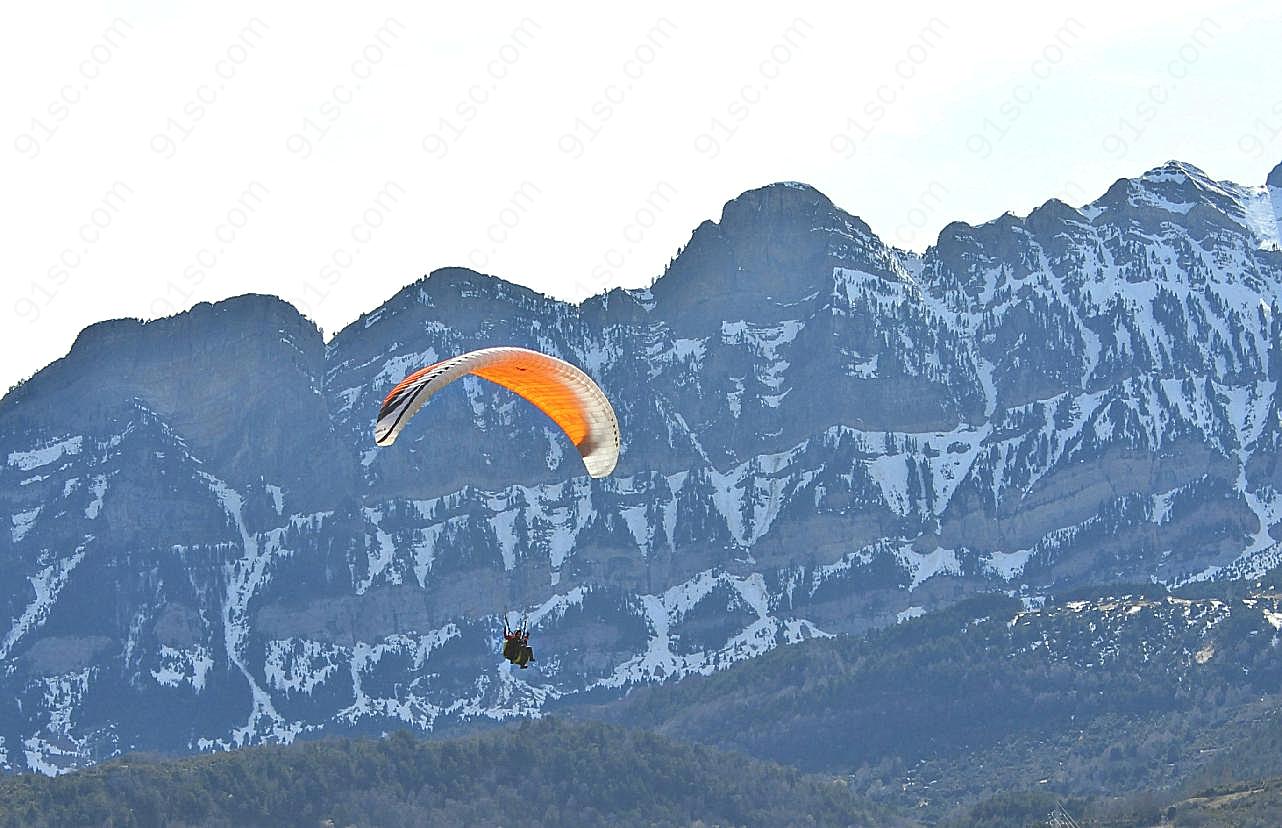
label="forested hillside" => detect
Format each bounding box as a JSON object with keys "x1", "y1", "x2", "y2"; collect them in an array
[
  {"x1": 586, "y1": 579, "x2": 1282, "y2": 819},
  {"x1": 946, "y1": 772, "x2": 1282, "y2": 827},
  {"x1": 0, "y1": 719, "x2": 897, "y2": 827}
]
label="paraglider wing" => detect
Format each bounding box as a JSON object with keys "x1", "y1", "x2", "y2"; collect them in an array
[{"x1": 374, "y1": 346, "x2": 620, "y2": 477}]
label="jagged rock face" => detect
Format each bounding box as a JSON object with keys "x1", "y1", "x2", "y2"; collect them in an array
[{"x1": 2, "y1": 161, "x2": 1282, "y2": 774}]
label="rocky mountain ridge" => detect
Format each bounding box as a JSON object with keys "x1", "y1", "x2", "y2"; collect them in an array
[{"x1": 1, "y1": 159, "x2": 1280, "y2": 773}]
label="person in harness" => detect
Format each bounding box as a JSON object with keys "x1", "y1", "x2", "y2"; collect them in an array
[{"x1": 501, "y1": 614, "x2": 535, "y2": 669}]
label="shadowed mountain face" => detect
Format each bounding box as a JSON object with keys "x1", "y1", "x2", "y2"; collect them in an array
[{"x1": 1, "y1": 161, "x2": 1281, "y2": 774}]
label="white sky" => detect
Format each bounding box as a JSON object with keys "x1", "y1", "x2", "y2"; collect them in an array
[{"x1": 3, "y1": 1, "x2": 1281, "y2": 393}]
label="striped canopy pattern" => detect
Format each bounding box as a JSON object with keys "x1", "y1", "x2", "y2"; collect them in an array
[{"x1": 374, "y1": 346, "x2": 620, "y2": 478}]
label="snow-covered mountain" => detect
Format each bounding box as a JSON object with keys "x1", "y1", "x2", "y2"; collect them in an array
[{"x1": 2, "y1": 160, "x2": 1281, "y2": 774}]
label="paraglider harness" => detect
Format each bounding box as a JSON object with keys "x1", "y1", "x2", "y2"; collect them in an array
[{"x1": 501, "y1": 611, "x2": 535, "y2": 669}]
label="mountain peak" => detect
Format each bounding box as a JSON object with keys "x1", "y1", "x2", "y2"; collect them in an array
[
  {"x1": 66, "y1": 293, "x2": 313, "y2": 362},
  {"x1": 712, "y1": 181, "x2": 884, "y2": 253},
  {"x1": 716, "y1": 181, "x2": 840, "y2": 232},
  {"x1": 650, "y1": 181, "x2": 890, "y2": 315},
  {"x1": 336, "y1": 267, "x2": 558, "y2": 344},
  {"x1": 726, "y1": 179, "x2": 830, "y2": 200},
  {"x1": 1084, "y1": 160, "x2": 1267, "y2": 231},
  {"x1": 1129, "y1": 160, "x2": 1226, "y2": 202},
  {"x1": 1140, "y1": 159, "x2": 1212, "y2": 184}
]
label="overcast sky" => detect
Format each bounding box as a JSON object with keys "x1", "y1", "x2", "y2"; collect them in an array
[{"x1": 3, "y1": 1, "x2": 1281, "y2": 393}]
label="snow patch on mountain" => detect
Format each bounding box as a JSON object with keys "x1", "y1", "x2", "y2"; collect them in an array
[
  {"x1": 84, "y1": 475, "x2": 108, "y2": 519},
  {"x1": 897, "y1": 606, "x2": 926, "y2": 623},
  {"x1": 266, "y1": 484, "x2": 284, "y2": 514},
  {"x1": 590, "y1": 568, "x2": 823, "y2": 689},
  {"x1": 358, "y1": 507, "x2": 399, "y2": 594},
  {"x1": 265, "y1": 639, "x2": 344, "y2": 696},
  {"x1": 900, "y1": 546, "x2": 961, "y2": 589},
  {"x1": 1244, "y1": 186, "x2": 1281, "y2": 250},
  {"x1": 373, "y1": 349, "x2": 439, "y2": 390},
  {"x1": 10, "y1": 507, "x2": 41, "y2": 542},
  {"x1": 721, "y1": 318, "x2": 804, "y2": 396},
  {"x1": 152, "y1": 644, "x2": 215, "y2": 692},
  {"x1": 0, "y1": 545, "x2": 89, "y2": 660},
  {"x1": 648, "y1": 335, "x2": 708, "y2": 379},
  {"x1": 22, "y1": 668, "x2": 95, "y2": 775},
  {"x1": 7, "y1": 436, "x2": 83, "y2": 472},
  {"x1": 203, "y1": 473, "x2": 292, "y2": 746},
  {"x1": 527, "y1": 586, "x2": 588, "y2": 629},
  {"x1": 335, "y1": 624, "x2": 462, "y2": 727},
  {"x1": 987, "y1": 548, "x2": 1034, "y2": 580}
]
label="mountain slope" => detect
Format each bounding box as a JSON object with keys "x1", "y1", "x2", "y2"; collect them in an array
[
  {"x1": 0, "y1": 720, "x2": 899, "y2": 828},
  {"x1": 2, "y1": 159, "x2": 1281, "y2": 773},
  {"x1": 587, "y1": 580, "x2": 1282, "y2": 818}
]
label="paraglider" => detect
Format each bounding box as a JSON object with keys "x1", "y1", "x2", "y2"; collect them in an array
[
  {"x1": 501, "y1": 612, "x2": 535, "y2": 669},
  {"x1": 374, "y1": 346, "x2": 620, "y2": 478},
  {"x1": 374, "y1": 346, "x2": 622, "y2": 671}
]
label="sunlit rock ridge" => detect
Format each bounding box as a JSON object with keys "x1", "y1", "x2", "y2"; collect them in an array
[{"x1": 1, "y1": 159, "x2": 1280, "y2": 773}]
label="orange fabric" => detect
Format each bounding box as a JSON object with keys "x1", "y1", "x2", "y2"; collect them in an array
[{"x1": 471, "y1": 355, "x2": 590, "y2": 447}]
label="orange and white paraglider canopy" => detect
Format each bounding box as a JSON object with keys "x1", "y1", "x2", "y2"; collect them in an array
[{"x1": 374, "y1": 346, "x2": 620, "y2": 478}]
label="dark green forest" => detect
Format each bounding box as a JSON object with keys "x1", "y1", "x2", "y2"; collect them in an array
[
  {"x1": 10, "y1": 580, "x2": 1282, "y2": 826},
  {"x1": 0, "y1": 719, "x2": 897, "y2": 827},
  {"x1": 584, "y1": 584, "x2": 1282, "y2": 821}
]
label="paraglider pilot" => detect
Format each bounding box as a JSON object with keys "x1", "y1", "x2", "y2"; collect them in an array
[{"x1": 502, "y1": 614, "x2": 535, "y2": 669}]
